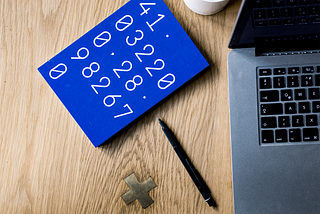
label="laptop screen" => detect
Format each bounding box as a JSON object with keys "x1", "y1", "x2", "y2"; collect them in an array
[{"x1": 228, "y1": 0, "x2": 320, "y2": 51}]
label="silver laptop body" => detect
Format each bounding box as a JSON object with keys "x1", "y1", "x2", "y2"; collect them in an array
[{"x1": 228, "y1": 0, "x2": 320, "y2": 213}]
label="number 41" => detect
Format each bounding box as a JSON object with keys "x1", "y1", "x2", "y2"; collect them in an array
[{"x1": 140, "y1": 3, "x2": 165, "y2": 31}]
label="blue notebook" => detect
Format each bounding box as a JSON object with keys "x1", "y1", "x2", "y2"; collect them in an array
[{"x1": 38, "y1": 0, "x2": 209, "y2": 147}]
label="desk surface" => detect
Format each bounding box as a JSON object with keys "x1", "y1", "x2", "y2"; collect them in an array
[{"x1": 0, "y1": 0, "x2": 241, "y2": 213}]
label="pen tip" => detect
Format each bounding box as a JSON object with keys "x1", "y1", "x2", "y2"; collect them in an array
[
  {"x1": 207, "y1": 197, "x2": 216, "y2": 207},
  {"x1": 157, "y1": 117, "x2": 164, "y2": 127}
]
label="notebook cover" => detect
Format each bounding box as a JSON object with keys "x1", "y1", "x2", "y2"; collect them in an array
[{"x1": 38, "y1": 0, "x2": 209, "y2": 147}]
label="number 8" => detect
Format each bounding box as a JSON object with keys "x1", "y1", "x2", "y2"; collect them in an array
[
  {"x1": 125, "y1": 75, "x2": 143, "y2": 91},
  {"x1": 82, "y1": 62, "x2": 100, "y2": 78}
]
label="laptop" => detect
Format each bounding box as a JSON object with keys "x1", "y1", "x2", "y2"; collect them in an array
[{"x1": 227, "y1": 0, "x2": 320, "y2": 213}]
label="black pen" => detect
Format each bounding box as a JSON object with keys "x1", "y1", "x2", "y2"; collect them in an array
[{"x1": 157, "y1": 117, "x2": 216, "y2": 207}]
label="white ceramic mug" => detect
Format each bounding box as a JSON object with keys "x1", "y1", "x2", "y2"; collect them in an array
[{"x1": 183, "y1": 0, "x2": 230, "y2": 15}]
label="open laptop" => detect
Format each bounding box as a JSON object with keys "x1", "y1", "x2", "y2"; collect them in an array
[{"x1": 227, "y1": 0, "x2": 320, "y2": 213}]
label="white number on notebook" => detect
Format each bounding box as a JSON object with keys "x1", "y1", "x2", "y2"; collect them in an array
[
  {"x1": 145, "y1": 59, "x2": 165, "y2": 77},
  {"x1": 49, "y1": 63, "x2": 67, "y2": 79},
  {"x1": 82, "y1": 62, "x2": 100, "y2": 78},
  {"x1": 91, "y1": 77, "x2": 111, "y2": 94},
  {"x1": 140, "y1": 3, "x2": 156, "y2": 16},
  {"x1": 94, "y1": 31, "x2": 112, "y2": 48},
  {"x1": 114, "y1": 104, "x2": 133, "y2": 118},
  {"x1": 146, "y1": 14, "x2": 165, "y2": 31},
  {"x1": 135, "y1": 44, "x2": 154, "y2": 62},
  {"x1": 71, "y1": 47, "x2": 89, "y2": 60},
  {"x1": 113, "y1": 61, "x2": 132, "y2": 78},
  {"x1": 158, "y1": 73, "x2": 175, "y2": 90},
  {"x1": 126, "y1": 30, "x2": 144, "y2": 46},
  {"x1": 125, "y1": 75, "x2": 143, "y2": 91},
  {"x1": 103, "y1": 95, "x2": 121, "y2": 107},
  {"x1": 116, "y1": 15, "x2": 133, "y2": 32}
]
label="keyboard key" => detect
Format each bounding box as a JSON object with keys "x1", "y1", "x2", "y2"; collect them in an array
[
  {"x1": 285, "y1": 102, "x2": 297, "y2": 114},
  {"x1": 300, "y1": 0, "x2": 313, "y2": 5},
  {"x1": 273, "y1": 0, "x2": 285, "y2": 7},
  {"x1": 279, "y1": 116, "x2": 290, "y2": 127},
  {"x1": 309, "y1": 88, "x2": 320, "y2": 99},
  {"x1": 260, "y1": 77, "x2": 272, "y2": 89},
  {"x1": 308, "y1": 6, "x2": 320, "y2": 16},
  {"x1": 262, "y1": 130, "x2": 274, "y2": 143},
  {"x1": 306, "y1": 115, "x2": 318, "y2": 126},
  {"x1": 302, "y1": 66, "x2": 314, "y2": 73},
  {"x1": 254, "y1": 0, "x2": 272, "y2": 8},
  {"x1": 261, "y1": 117, "x2": 277, "y2": 128},
  {"x1": 312, "y1": 17, "x2": 320, "y2": 23},
  {"x1": 269, "y1": 19, "x2": 282, "y2": 25},
  {"x1": 255, "y1": 20, "x2": 269, "y2": 27},
  {"x1": 317, "y1": 67, "x2": 320, "y2": 73},
  {"x1": 259, "y1": 68, "x2": 272, "y2": 76},
  {"x1": 274, "y1": 77, "x2": 286, "y2": 88},
  {"x1": 292, "y1": 115, "x2": 304, "y2": 127},
  {"x1": 268, "y1": 9, "x2": 281, "y2": 18},
  {"x1": 261, "y1": 90, "x2": 280, "y2": 102},
  {"x1": 313, "y1": 101, "x2": 320, "y2": 112},
  {"x1": 294, "y1": 7, "x2": 308, "y2": 16},
  {"x1": 276, "y1": 129, "x2": 288, "y2": 143},
  {"x1": 295, "y1": 89, "x2": 306, "y2": 100},
  {"x1": 254, "y1": 9, "x2": 267, "y2": 19},
  {"x1": 288, "y1": 67, "x2": 300, "y2": 74},
  {"x1": 261, "y1": 103, "x2": 283, "y2": 115},
  {"x1": 289, "y1": 129, "x2": 301, "y2": 142},
  {"x1": 315, "y1": 75, "x2": 320, "y2": 86},
  {"x1": 298, "y1": 102, "x2": 310, "y2": 113},
  {"x1": 288, "y1": 76, "x2": 299, "y2": 87},
  {"x1": 297, "y1": 17, "x2": 310, "y2": 24},
  {"x1": 286, "y1": 0, "x2": 298, "y2": 6},
  {"x1": 301, "y1": 75, "x2": 313, "y2": 86},
  {"x1": 303, "y1": 128, "x2": 319, "y2": 141},
  {"x1": 274, "y1": 68, "x2": 286, "y2": 75},
  {"x1": 283, "y1": 18, "x2": 296, "y2": 25},
  {"x1": 281, "y1": 8, "x2": 294, "y2": 17},
  {"x1": 281, "y1": 89, "x2": 293, "y2": 101}
]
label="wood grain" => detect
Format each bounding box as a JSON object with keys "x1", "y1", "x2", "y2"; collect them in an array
[{"x1": 0, "y1": 0, "x2": 241, "y2": 213}]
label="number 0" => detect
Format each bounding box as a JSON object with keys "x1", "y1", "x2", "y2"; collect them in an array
[
  {"x1": 158, "y1": 73, "x2": 175, "y2": 89},
  {"x1": 49, "y1": 63, "x2": 67, "y2": 79},
  {"x1": 94, "y1": 31, "x2": 111, "y2": 48},
  {"x1": 115, "y1": 15, "x2": 133, "y2": 31}
]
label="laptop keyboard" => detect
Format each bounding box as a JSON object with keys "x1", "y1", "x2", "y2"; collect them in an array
[
  {"x1": 252, "y1": 0, "x2": 320, "y2": 27},
  {"x1": 258, "y1": 64, "x2": 320, "y2": 145}
]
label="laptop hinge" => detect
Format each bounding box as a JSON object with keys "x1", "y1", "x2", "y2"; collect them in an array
[{"x1": 254, "y1": 34, "x2": 320, "y2": 56}]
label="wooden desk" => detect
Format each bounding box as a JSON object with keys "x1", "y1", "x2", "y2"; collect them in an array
[{"x1": 0, "y1": 0, "x2": 241, "y2": 213}]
